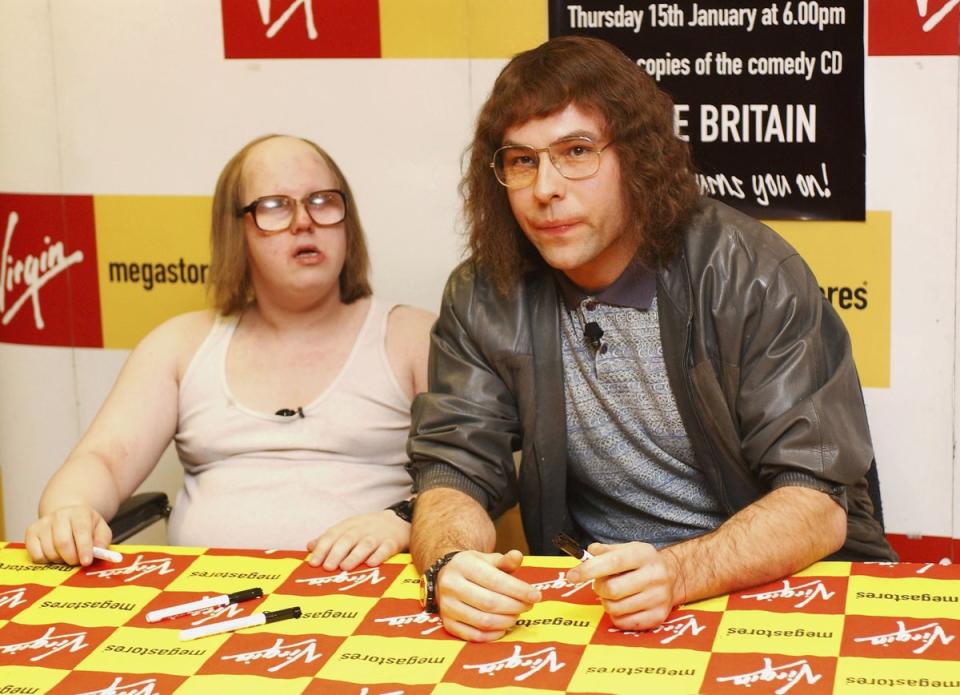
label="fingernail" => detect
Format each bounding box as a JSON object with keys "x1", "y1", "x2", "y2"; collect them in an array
[{"x1": 528, "y1": 590, "x2": 542, "y2": 602}]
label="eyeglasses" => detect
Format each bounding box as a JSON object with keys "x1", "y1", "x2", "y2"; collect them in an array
[
  {"x1": 239, "y1": 189, "x2": 347, "y2": 233},
  {"x1": 491, "y1": 137, "x2": 612, "y2": 189}
]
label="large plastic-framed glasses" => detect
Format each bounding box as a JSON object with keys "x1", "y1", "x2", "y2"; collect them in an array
[
  {"x1": 491, "y1": 137, "x2": 612, "y2": 189},
  {"x1": 239, "y1": 189, "x2": 347, "y2": 233}
]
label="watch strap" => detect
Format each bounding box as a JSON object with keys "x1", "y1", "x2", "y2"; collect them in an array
[
  {"x1": 386, "y1": 498, "x2": 415, "y2": 523},
  {"x1": 422, "y1": 550, "x2": 460, "y2": 613}
]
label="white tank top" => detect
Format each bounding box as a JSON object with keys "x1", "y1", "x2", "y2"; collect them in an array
[{"x1": 170, "y1": 298, "x2": 413, "y2": 550}]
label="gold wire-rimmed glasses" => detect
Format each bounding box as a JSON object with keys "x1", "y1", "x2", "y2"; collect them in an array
[{"x1": 491, "y1": 137, "x2": 612, "y2": 189}]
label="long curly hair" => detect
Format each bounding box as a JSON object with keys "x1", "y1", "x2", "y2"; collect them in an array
[{"x1": 463, "y1": 35, "x2": 698, "y2": 292}]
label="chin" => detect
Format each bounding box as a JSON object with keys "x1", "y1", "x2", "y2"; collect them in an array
[{"x1": 539, "y1": 252, "x2": 584, "y2": 273}]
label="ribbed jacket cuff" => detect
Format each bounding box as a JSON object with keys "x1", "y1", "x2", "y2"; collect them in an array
[
  {"x1": 414, "y1": 463, "x2": 490, "y2": 510},
  {"x1": 770, "y1": 470, "x2": 848, "y2": 511}
]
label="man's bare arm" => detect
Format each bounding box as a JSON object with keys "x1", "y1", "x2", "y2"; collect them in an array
[
  {"x1": 673, "y1": 486, "x2": 846, "y2": 604},
  {"x1": 411, "y1": 487, "x2": 541, "y2": 641},
  {"x1": 568, "y1": 486, "x2": 846, "y2": 630},
  {"x1": 411, "y1": 488, "x2": 496, "y2": 572}
]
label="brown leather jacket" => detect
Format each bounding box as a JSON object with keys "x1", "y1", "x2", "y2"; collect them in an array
[{"x1": 408, "y1": 198, "x2": 895, "y2": 561}]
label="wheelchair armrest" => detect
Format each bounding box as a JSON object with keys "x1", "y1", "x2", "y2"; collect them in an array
[{"x1": 109, "y1": 492, "x2": 171, "y2": 543}]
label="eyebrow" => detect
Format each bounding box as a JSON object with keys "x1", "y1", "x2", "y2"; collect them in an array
[{"x1": 502, "y1": 129, "x2": 599, "y2": 147}]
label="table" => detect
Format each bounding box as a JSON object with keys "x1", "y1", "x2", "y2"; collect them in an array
[{"x1": 1, "y1": 542, "x2": 958, "y2": 693}]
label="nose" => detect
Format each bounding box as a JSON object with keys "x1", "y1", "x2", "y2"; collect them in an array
[
  {"x1": 531, "y1": 154, "x2": 564, "y2": 203},
  {"x1": 289, "y1": 199, "x2": 313, "y2": 234}
]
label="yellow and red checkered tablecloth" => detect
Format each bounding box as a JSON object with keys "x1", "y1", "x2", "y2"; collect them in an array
[{"x1": 0, "y1": 542, "x2": 958, "y2": 693}]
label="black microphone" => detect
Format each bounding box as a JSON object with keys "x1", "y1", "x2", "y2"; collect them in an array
[
  {"x1": 275, "y1": 407, "x2": 305, "y2": 418},
  {"x1": 584, "y1": 321, "x2": 604, "y2": 348}
]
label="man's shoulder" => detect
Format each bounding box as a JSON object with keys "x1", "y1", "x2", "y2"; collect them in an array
[
  {"x1": 445, "y1": 259, "x2": 481, "y2": 291},
  {"x1": 438, "y1": 259, "x2": 555, "y2": 356},
  {"x1": 680, "y1": 197, "x2": 800, "y2": 273},
  {"x1": 443, "y1": 259, "x2": 551, "y2": 307}
]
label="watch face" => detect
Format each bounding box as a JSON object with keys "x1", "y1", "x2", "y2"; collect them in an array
[{"x1": 419, "y1": 571, "x2": 429, "y2": 608}]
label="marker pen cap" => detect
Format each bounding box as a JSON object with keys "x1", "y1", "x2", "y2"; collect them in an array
[
  {"x1": 92, "y1": 546, "x2": 123, "y2": 563},
  {"x1": 264, "y1": 607, "x2": 301, "y2": 623},
  {"x1": 229, "y1": 588, "x2": 264, "y2": 603}
]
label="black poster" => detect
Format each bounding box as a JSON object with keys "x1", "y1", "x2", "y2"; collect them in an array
[{"x1": 549, "y1": 1, "x2": 865, "y2": 220}]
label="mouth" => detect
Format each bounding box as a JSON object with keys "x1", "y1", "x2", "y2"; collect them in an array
[
  {"x1": 532, "y1": 218, "x2": 581, "y2": 234},
  {"x1": 293, "y1": 244, "x2": 322, "y2": 259}
]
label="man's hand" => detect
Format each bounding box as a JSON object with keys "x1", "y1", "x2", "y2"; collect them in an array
[
  {"x1": 409, "y1": 488, "x2": 539, "y2": 640},
  {"x1": 435, "y1": 549, "x2": 542, "y2": 642},
  {"x1": 25, "y1": 505, "x2": 113, "y2": 566},
  {"x1": 565, "y1": 541, "x2": 683, "y2": 631},
  {"x1": 307, "y1": 510, "x2": 410, "y2": 571}
]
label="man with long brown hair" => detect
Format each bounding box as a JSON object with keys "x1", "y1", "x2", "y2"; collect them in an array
[{"x1": 407, "y1": 36, "x2": 895, "y2": 641}]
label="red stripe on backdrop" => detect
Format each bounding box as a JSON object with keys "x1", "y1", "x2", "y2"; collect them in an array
[
  {"x1": 886, "y1": 533, "x2": 957, "y2": 563},
  {"x1": 869, "y1": 0, "x2": 960, "y2": 56},
  {"x1": 221, "y1": 0, "x2": 381, "y2": 59}
]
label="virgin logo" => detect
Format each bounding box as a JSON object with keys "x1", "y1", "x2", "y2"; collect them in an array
[
  {"x1": 529, "y1": 571, "x2": 594, "y2": 598},
  {"x1": 854, "y1": 620, "x2": 955, "y2": 655},
  {"x1": 256, "y1": 0, "x2": 318, "y2": 39},
  {"x1": 916, "y1": 0, "x2": 958, "y2": 32},
  {"x1": 608, "y1": 612, "x2": 706, "y2": 644},
  {"x1": 715, "y1": 657, "x2": 821, "y2": 695},
  {"x1": 73, "y1": 677, "x2": 159, "y2": 695},
  {"x1": 295, "y1": 566, "x2": 385, "y2": 591},
  {"x1": 915, "y1": 559, "x2": 952, "y2": 574},
  {"x1": 652, "y1": 613, "x2": 705, "y2": 644},
  {"x1": 462, "y1": 645, "x2": 566, "y2": 682},
  {"x1": 740, "y1": 578, "x2": 834, "y2": 609},
  {"x1": 221, "y1": 636, "x2": 323, "y2": 672},
  {"x1": 0, "y1": 625, "x2": 88, "y2": 661},
  {"x1": 871, "y1": 0, "x2": 958, "y2": 56},
  {"x1": 0, "y1": 210, "x2": 84, "y2": 329},
  {"x1": 184, "y1": 601, "x2": 244, "y2": 626},
  {"x1": 86, "y1": 555, "x2": 175, "y2": 583},
  {"x1": 373, "y1": 610, "x2": 445, "y2": 635},
  {"x1": 222, "y1": 0, "x2": 380, "y2": 60},
  {"x1": 0, "y1": 587, "x2": 29, "y2": 610}
]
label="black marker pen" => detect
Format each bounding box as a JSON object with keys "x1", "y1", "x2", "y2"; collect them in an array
[
  {"x1": 552, "y1": 532, "x2": 594, "y2": 561},
  {"x1": 147, "y1": 587, "x2": 263, "y2": 623},
  {"x1": 179, "y1": 606, "x2": 301, "y2": 641}
]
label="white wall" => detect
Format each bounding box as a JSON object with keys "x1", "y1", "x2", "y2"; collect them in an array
[{"x1": 864, "y1": 55, "x2": 959, "y2": 538}]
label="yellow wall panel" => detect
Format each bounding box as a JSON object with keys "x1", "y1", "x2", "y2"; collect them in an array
[
  {"x1": 379, "y1": 0, "x2": 546, "y2": 58},
  {"x1": 95, "y1": 196, "x2": 212, "y2": 350}
]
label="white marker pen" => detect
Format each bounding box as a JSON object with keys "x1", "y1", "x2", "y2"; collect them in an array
[
  {"x1": 179, "y1": 606, "x2": 301, "y2": 641},
  {"x1": 92, "y1": 546, "x2": 123, "y2": 563},
  {"x1": 146, "y1": 587, "x2": 263, "y2": 623}
]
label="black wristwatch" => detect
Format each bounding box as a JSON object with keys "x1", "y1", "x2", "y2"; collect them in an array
[
  {"x1": 386, "y1": 498, "x2": 415, "y2": 523},
  {"x1": 419, "y1": 551, "x2": 460, "y2": 613}
]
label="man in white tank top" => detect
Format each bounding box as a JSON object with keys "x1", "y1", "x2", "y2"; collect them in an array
[{"x1": 26, "y1": 135, "x2": 434, "y2": 568}]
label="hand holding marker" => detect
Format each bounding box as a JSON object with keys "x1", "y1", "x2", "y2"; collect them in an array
[{"x1": 552, "y1": 532, "x2": 594, "y2": 561}]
